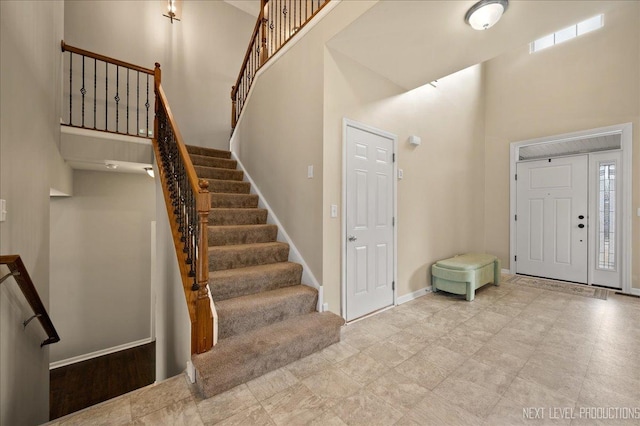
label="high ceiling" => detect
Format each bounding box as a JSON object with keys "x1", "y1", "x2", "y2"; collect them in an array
[
  {"x1": 328, "y1": 0, "x2": 629, "y2": 90},
  {"x1": 224, "y1": 0, "x2": 260, "y2": 17}
]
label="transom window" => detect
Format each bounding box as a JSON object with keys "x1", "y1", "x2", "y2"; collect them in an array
[{"x1": 530, "y1": 14, "x2": 604, "y2": 53}]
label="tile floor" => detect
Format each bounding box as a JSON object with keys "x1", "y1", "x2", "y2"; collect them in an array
[{"x1": 45, "y1": 277, "x2": 640, "y2": 425}]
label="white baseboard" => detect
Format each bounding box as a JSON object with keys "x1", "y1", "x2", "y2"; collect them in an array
[
  {"x1": 229, "y1": 153, "x2": 323, "y2": 309},
  {"x1": 49, "y1": 337, "x2": 153, "y2": 370},
  {"x1": 501, "y1": 268, "x2": 512, "y2": 275},
  {"x1": 397, "y1": 286, "x2": 432, "y2": 305}
]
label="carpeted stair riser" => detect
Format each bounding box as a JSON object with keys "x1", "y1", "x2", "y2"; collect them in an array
[
  {"x1": 190, "y1": 154, "x2": 237, "y2": 170},
  {"x1": 209, "y1": 224, "x2": 277, "y2": 246},
  {"x1": 195, "y1": 166, "x2": 244, "y2": 181},
  {"x1": 209, "y1": 208, "x2": 268, "y2": 226},
  {"x1": 206, "y1": 179, "x2": 251, "y2": 194},
  {"x1": 216, "y1": 285, "x2": 318, "y2": 340},
  {"x1": 188, "y1": 144, "x2": 346, "y2": 399},
  {"x1": 192, "y1": 312, "x2": 344, "y2": 397},
  {"x1": 209, "y1": 242, "x2": 290, "y2": 271},
  {"x1": 186, "y1": 145, "x2": 231, "y2": 159},
  {"x1": 209, "y1": 262, "x2": 303, "y2": 301},
  {"x1": 211, "y1": 193, "x2": 259, "y2": 209}
]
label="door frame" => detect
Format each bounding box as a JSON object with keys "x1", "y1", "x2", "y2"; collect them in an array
[
  {"x1": 341, "y1": 118, "x2": 398, "y2": 321},
  {"x1": 509, "y1": 123, "x2": 634, "y2": 295}
]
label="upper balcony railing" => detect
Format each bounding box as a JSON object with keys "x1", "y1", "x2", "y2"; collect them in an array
[
  {"x1": 59, "y1": 42, "x2": 215, "y2": 354},
  {"x1": 1, "y1": 255, "x2": 60, "y2": 347},
  {"x1": 61, "y1": 41, "x2": 155, "y2": 138},
  {"x1": 231, "y1": 0, "x2": 330, "y2": 129}
]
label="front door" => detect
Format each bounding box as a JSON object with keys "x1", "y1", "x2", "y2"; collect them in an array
[
  {"x1": 345, "y1": 123, "x2": 394, "y2": 321},
  {"x1": 516, "y1": 155, "x2": 588, "y2": 283}
]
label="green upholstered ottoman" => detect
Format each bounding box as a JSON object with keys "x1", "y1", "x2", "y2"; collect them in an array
[{"x1": 431, "y1": 253, "x2": 500, "y2": 301}]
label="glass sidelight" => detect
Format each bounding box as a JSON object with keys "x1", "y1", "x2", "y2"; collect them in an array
[{"x1": 597, "y1": 161, "x2": 616, "y2": 271}]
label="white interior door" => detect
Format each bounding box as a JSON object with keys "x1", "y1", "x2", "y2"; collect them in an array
[
  {"x1": 345, "y1": 124, "x2": 394, "y2": 321},
  {"x1": 516, "y1": 155, "x2": 588, "y2": 283}
]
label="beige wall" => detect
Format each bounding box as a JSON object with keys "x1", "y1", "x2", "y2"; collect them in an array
[
  {"x1": 50, "y1": 171, "x2": 155, "y2": 363},
  {"x1": 484, "y1": 2, "x2": 640, "y2": 289},
  {"x1": 0, "y1": 1, "x2": 65, "y2": 424},
  {"x1": 323, "y1": 51, "x2": 486, "y2": 312},
  {"x1": 233, "y1": 1, "x2": 377, "y2": 285},
  {"x1": 64, "y1": 0, "x2": 255, "y2": 150}
]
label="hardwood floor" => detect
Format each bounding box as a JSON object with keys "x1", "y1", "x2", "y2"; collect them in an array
[{"x1": 49, "y1": 342, "x2": 155, "y2": 420}]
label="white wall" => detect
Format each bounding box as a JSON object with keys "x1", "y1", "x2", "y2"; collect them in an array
[
  {"x1": 0, "y1": 1, "x2": 65, "y2": 424},
  {"x1": 63, "y1": 0, "x2": 255, "y2": 150},
  {"x1": 484, "y1": 1, "x2": 640, "y2": 289},
  {"x1": 49, "y1": 170, "x2": 155, "y2": 363},
  {"x1": 154, "y1": 173, "x2": 192, "y2": 380}
]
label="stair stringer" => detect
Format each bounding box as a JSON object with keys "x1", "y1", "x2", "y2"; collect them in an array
[{"x1": 229, "y1": 152, "x2": 324, "y2": 312}]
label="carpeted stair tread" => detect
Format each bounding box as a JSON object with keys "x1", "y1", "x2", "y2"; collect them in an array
[
  {"x1": 209, "y1": 208, "x2": 268, "y2": 226},
  {"x1": 206, "y1": 179, "x2": 251, "y2": 194},
  {"x1": 216, "y1": 285, "x2": 318, "y2": 340},
  {"x1": 209, "y1": 224, "x2": 278, "y2": 246},
  {"x1": 194, "y1": 165, "x2": 244, "y2": 181},
  {"x1": 209, "y1": 262, "x2": 303, "y2": 301},
  {"x1": 190, "y1": 154, "x2": 237, "y2": 170},
  {"x1": 209, "y1": 242, "x2": 290, "y2": 271},
  {"x1": 192, "y1": 311, "x2": 344, "y2": 397},
  {"x1": 211, "y1": 193, "x2": 259, "y2": 208},
  {"x1": 186, "y1": 145, "x2": 231, "y2": 159}
]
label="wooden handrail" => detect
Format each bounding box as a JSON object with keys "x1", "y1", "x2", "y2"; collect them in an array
[
  {"x1": 152, "y1": 64, "x2": 215, "y2": 354},
  {"x1": 61, "y1": 41, "x2": 154, "y2": 75},
  {"x1": 231, "y1": 17, "x2": 263, "y2": 100},
  {"x1": 0, "y1": 255, "x2": 60, "y2": 347}
]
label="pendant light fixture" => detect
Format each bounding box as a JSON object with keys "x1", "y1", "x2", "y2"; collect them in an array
[{"x1": 465, "y1": 0, "x2": 509, "y2": 30}]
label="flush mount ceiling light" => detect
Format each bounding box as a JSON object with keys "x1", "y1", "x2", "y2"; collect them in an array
[
  {"x1": 144, "y1": 167, "x2": 155, "y2": 178},
  {"x1": 465, "y1": 0, "x2": 509, "y2": 30}
]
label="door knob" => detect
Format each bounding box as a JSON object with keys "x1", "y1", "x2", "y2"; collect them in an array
[
  {"x1": 578, "y1": 215, "x2": 585, "y2": 219},
  {"x1": 578, "y1": 224, "x2": 585, "y2": 228},
  {"x1": 348, "y1": 235, "x2": 357, "y2": 242}
]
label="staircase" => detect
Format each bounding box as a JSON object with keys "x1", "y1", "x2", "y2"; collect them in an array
[{"x1": 187, "y1": 145, "x2": 344, "y2": 397}]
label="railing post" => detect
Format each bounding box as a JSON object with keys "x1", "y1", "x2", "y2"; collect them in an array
[
  {"x1": 154, "y1": 63, "x2": 161, "y2": 143},
  {"x1": 196, "y1": 179, "x2": 214, "y2": 352},
  {"x1": 231, "y1": 86, "x2": 237, "y2": 129},
  {"x1": 260, "y1": 0, "x2": 269, "y2": 66}
]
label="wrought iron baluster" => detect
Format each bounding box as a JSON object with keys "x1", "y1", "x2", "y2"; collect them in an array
[
  {"x1": 81, "y1": 55, "x2": 86, "y2": 127},
  {"x1": 145, "y1": 74, "x2": 150, "y2": 137},
  {"x1": 69, "y1": 52, "x2": 72, "y2": 125},
  {"x1": 115, "y1": 66, "x2": 120, "y2": 133},
  {"x1": 137, "y1": 72, "x2": 140, "y2": 136},
  {"x1": 105, "y1": 61, "x2": 108, "y2": 131},
  {"x1": 93, "y1": 58, "x2": 97, "y2": 130},
  {"x1": 126, "y1": 69, "x2": 130, "y2": 135}
]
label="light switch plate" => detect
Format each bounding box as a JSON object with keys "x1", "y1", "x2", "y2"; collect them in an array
[
  {"x1": 0, "y1": 199, "x2": 6, "y2": 222},
  {"x1": 307, "y1": 165, "x2": 314, "y2": 178},
  {"x1": 330, "y1": 204, "x2": 338, "y2": 218},
  {"x1": 637, "y1": 207, "x2": 640, "y2": 217},
  {"x1": 398, "y1": 169, "x2": 404, "y2": 179}
]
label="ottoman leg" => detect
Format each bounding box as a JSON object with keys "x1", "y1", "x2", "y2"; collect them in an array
[
  {"x1": 466, "y1": 282, "x2": 475, "y2": 301},
  {"x1": 494, "y1": 259, "x2": 501, "y2": 286},
  {"x1": 431, "y1": 274, "x2": 439, "y2": 292}
]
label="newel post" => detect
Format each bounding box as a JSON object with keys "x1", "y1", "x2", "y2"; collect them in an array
[
  {"x1": 259, "y1": 0, "x2": 269, "y2": 66},
  {"x1": 195, "y1": 179, "x2": 214, "y2": 352},
  {"x1": 230, "y1": 86, "x2": 237, "y2": 129},
  {"x1": 153, "y1": 63, "x2": 162, "y2": 142}
]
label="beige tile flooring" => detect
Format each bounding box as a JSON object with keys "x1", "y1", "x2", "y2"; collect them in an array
[{"x1": 46, "y1": 277, "x2": 640, "y2": 425}]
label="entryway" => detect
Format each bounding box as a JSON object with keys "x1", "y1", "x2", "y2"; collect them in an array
[
  {"x1": 342, "y1": 119, "x2": 397, "y2": 321},
  {"x1": 510, "y1": 123, "x2": 633, "y2": 294}
]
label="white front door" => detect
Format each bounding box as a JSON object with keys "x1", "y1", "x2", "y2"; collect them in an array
[
  {"x1": 516, "y1": 155, "x2": 588, "y2": 283},
  {"x1": 345, "y1": 123, "x2": 394, "y2": 321}
]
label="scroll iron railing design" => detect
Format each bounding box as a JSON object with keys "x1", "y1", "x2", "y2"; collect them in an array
[
  {"x1": 153, "y1": 64, "x2": 216, "y2": 354},
  {"x1": 61, "y1": 41, "x2": 154, "y2": 138},
  {"x1": 231, "y1": 0, "x2": 330, "y2": 129}
]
